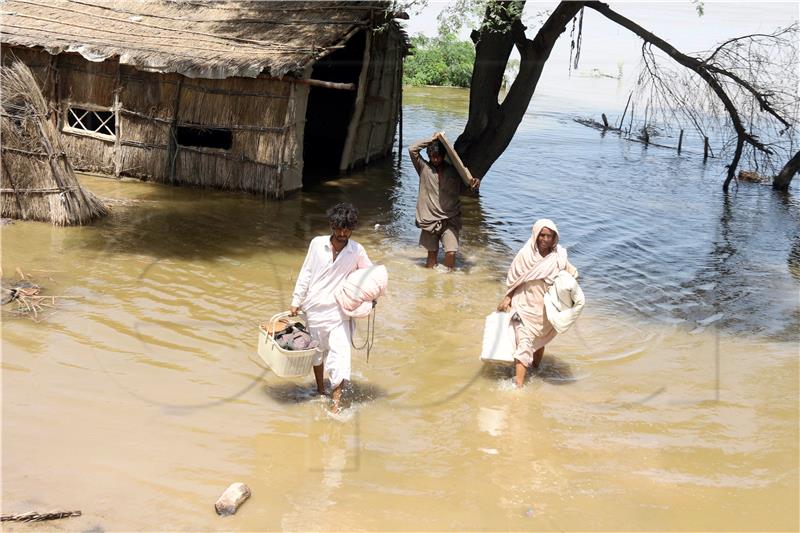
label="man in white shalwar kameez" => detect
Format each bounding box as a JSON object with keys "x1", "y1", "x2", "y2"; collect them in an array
[{"x1": 290, "y1": 203, "x2": 372, "y2": 412}]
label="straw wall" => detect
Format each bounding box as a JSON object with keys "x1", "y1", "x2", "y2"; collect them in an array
[
  {"x1": 173, "y1": 151, "x2": 281, "y2": 192},
  {"x1": 178, "y1": 77, "x2": 289, "y2": 127},
  {"x1": 59, "y1": 55, "x2": 116, "y2": 108},
  {"x1": 0, "y1": 46, "x2": 49, "y2": 87},
  {"x1": 47, "y1": 52, "x2": 118, "y2": 173},
  {"x1": 117, "y1": 67, "x2": 178, "y2": 180},
  {"x1": 2, "y1": 47, "x2": 299, "y2": 197},
  {"x1": 61, "y1": 134, "x2": 116, "y2": 174},
  {"x1": 170, "y1": 76, "x2": 294, "y2": 195},
  {"x1": 118, "y1": 113, "x2": 171, "y2": 180},
  {"x1": 282, "y1": 81, "x2": 308, "y2": 191},
  {"x1": 343, "y1": 27, "x2": 403, "y2": 170}
]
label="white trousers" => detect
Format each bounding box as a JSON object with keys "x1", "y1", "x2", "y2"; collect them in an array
[{"x1": 309, "y1": 320, "x2": 352, "y2": 388}]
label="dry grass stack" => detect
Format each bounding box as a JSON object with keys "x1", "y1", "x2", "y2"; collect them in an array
[{"x1": 1, "y1": 61, "x2": 107, "y2": 225}]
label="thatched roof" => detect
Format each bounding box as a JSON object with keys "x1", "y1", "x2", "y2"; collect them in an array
[{"x1": 0, "y1": 0, "x2": 399, "y2": 79}]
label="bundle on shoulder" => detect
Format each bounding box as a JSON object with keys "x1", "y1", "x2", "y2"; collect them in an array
[{"x1": 335, "y1": 264, "x2": 388, "y2": 318}]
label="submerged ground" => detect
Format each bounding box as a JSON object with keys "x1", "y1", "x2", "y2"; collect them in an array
[{"x1": 1, "y1": 85, "x2": 798, "y2": 531}]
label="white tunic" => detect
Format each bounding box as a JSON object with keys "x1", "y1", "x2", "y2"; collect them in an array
[{"x1": 291, "y1": 236, "x2": 372, "y2": 329}]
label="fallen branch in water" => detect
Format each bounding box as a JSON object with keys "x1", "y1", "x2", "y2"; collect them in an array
[
  {"x1": 1, "y1": 510, "x2": 82, "y2": 522},
  {"x1": 2, "y1": 268, "x2": 82, "y2": 320},
  {"x1": 14, "y1": 293, "x2": 49, "y2": 321},
  {"x1": 11, "y1": 294, "x2": 82, "y2": 321}
]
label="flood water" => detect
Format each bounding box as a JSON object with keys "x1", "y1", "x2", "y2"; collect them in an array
[{"x1": 2, "y1": 84, "x2": 798, "y2": 531}]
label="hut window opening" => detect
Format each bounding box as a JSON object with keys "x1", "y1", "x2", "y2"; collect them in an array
[
  {"x1": 65, "y1": 106, "x2": 116, "y2": 139},
  {"x1": 176, "y1": 126, "x2": 233, "y2": 150}
]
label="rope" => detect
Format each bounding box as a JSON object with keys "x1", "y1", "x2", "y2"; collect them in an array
[{"x1": 350, "y1": 305, "x2": 376, "y2": 362}]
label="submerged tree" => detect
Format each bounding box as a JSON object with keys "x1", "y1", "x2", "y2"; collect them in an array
[{"x1": 405, "y1": 1, "x2": 798, "y2": 190}]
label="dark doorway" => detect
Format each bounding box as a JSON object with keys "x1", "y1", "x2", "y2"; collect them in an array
[{"x1": 302, "y1": 31, "x2": 365, "y2": 188}]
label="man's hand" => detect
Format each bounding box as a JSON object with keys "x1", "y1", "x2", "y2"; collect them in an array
[
  {"x1": 433, "y1": 131, "x2": 444, "y2": 141},
  {"x1": 469, "y1": 177, "x2": 481, "y2": 190},
  {"x1": 497, "y1": 296, "x2": 512, "y2": 312},
  {"x1": 289, "y1": 306, "x2": 299, "y2": 316}
]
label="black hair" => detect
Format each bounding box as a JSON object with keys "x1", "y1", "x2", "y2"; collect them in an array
[
  {"x1": 427, "y1": 141, "x2": 444, "y2": 156},
  {"x1": 327, "y1": 202, "x2": 358, "y2": 229}
]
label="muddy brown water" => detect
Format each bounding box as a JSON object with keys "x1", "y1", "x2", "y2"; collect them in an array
[{"x1": 2, "y1": 86, "x2": 798, "y2": 531}]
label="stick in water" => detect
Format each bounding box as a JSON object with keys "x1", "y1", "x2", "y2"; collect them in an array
[{"x1": 1, "y1": 510, "x2": 82, "y2": 522}]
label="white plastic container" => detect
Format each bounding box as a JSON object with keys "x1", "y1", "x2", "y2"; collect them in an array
[
  {"x1": 479, "y1": 311, "x2": 515, "y2": 363},
  {"x1": 257, "y1": 312, "x2": 318, "y2": 378}
]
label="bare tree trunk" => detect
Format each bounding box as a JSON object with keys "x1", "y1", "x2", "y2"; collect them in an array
[
  {"x1": 454, "y1": 1, "x2": 584, "y2": 179},
  {"x1": 773, "y1": 151, "x2": 800, "y2": 191},
  {"x1": 452, "y1": 0, "x2": 791, "y2": 190}
]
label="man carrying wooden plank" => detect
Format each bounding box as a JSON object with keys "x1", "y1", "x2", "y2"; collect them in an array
[{"x1": 409, "y1": 131, "x2": 480, "y2": 270}]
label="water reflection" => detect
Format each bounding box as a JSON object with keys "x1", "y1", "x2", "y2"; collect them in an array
[
  {"x1": 675, "y1": 188, "x2": 800, "y2": 339},
  {"x1": 264, "y1": 380, "x2": 387, "y2": 407},
  {"x1": 480, "y1": 355, "x2": 577, "y2": 386},
  {"x1": 535, "y1": 356, "x2": 578, "y2": 385}
]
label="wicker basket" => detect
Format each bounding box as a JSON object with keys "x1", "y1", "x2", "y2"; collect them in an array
[{"x1": 257, "y1": 312, "x2": 318, "y2": 378}]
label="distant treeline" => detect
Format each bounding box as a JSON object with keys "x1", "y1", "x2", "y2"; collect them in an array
[{"x1": 403, "y1": 32, "x2": 475, "y2": 88}]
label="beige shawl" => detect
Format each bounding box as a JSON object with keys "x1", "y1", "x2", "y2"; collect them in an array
[
  {"x1": 505, "y1": 219, "x2": 567, "y2": 297},
  {"x1": 504, "y1": 219, "x2": 574, "y2": 351}
]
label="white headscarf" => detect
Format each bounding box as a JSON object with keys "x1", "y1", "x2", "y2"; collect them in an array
[{"x1": 505, "y1": 218, "x2": 567, "y2": 296}]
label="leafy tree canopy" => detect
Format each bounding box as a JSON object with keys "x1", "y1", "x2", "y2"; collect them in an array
[{"x1": 403, "y1": 31, "x2": 476, "y2": 87}]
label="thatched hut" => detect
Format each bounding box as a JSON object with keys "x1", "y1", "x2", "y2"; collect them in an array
[
  {"x1": 0, "y1": 1, "x2": 408, "y2": 198},
  {"x1": 2, "y1": 62, "x2": 107, "y2": 225}
]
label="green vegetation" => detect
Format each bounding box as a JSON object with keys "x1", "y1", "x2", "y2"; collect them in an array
[{"x1": 403, "y1": 32, "x2": 475, "y2": 88}]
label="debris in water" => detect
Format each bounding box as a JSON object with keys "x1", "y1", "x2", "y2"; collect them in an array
[
  {"x1": 1, "y1": 510, "x2": 82, "y2": 522},
  {"x1": 1, "y1": 268, "x2": 80, "y2": 321},
  {"x1": 697, "y1": 312, "x2": 725, "y2": 326},
  {"x1": 215, "y1": 482, "x2": 251, "y2": 516}
]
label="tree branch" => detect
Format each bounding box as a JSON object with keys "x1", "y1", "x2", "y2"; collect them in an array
[
  {"x1": 501, "y1": 2, "x2": 584, "y2": 129},
  {"x1": 702, "y1": 28, "x2": 796, "y2": 65},
  {"x1": 459, "y1": 1, "x2": 521, "y2": 147},
  {"x1": 584, "y1": 1, "x2": 773, "y2": 191},
  {"x1": 455, "y1": 1, "x2": 583, "y2": 178},
  {"x1": 773, "y1": 150, "x2": 800, "y2": 190},
  {"x1": 704, "y1": 64, "x2": 792, "y2": 129}
]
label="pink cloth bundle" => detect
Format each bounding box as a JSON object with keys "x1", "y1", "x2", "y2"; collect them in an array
[{"x1": 335, "y1": 265, "x2": 388, "y2": 318}]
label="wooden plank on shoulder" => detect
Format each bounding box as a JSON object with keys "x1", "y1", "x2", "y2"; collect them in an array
[{"x1": 438, "y1": 132, "x2": 474, "y2": 187}]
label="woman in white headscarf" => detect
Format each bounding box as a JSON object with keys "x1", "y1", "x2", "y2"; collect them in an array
[{"x1": 497, "y1": 219, "x2": 578, "y2": 387}]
